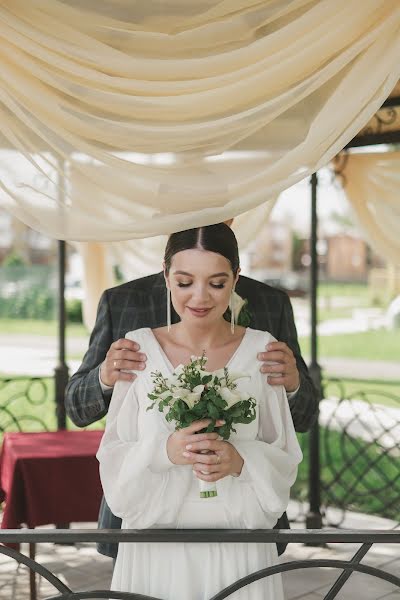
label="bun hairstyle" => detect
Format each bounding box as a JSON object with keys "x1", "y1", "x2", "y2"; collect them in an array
[{"x1": 164, "y1": 223, "x2": 240, "y2": 275}]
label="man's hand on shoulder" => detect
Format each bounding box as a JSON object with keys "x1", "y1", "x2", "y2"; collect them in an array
[
  {"x1": 257, "y1": 341, "x2": 300, "y2": 393},
  {"x1": 100, "y1": 338, "x2": 147, "y2": 387}
]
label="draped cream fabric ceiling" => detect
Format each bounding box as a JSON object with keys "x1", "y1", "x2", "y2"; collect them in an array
[
  {"x1": 0, "y1": 1, "x2": 400, "y2": 240},
  {"x1": 341, "y1": 151, "x2": 400, "y2": 267},
  {"x1": 74, "y1": 182, "x2": 277, "y2": 329}
]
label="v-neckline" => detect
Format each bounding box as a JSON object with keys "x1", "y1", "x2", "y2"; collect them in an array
[{"x1": 147, "y1": 327, "x2": 250, "y2": 374}]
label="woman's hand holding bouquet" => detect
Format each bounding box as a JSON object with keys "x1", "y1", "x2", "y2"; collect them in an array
[{"x1": 147, "y1": 355, "x2": 256, "y2": 498}]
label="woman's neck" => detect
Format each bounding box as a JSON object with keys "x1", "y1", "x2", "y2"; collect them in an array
[{"x1": 171, "y1": 319, "x2": 235, "y2": 352}]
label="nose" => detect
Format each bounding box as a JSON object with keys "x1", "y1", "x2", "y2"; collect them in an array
[{"x1": 191, "y1": 283, "x2": 210, "y2": 304}]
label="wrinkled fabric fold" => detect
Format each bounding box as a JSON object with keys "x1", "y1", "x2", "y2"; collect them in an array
[{"x1": 0, "y1": 1, "x2": 399, "y2": 239}]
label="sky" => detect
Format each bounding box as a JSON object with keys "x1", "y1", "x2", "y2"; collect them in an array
[
  {"x1": 270, "y1": 166, "x2": 349, "y2": 235},
  {"x1": 271, "y1": 145, "x2": 389, "y2": 236}
]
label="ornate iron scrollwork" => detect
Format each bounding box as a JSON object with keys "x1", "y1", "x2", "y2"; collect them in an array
[
  {"x1": 320, "y1": 378, "x2": 400, "y2": 527},
  {"x1": 361, "y1": 106, "x2": 398, "y2": 136},
  {"x1": 0, "y1": 376, "x2": 53, "y2": 435}
]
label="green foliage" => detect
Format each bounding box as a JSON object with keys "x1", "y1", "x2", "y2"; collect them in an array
[
  {"x1": 0, "y1": 262, "x2": 84, "y2": 323},
  {"x1": 0, "y1": 263, "x2": 57, "y2": 320},
  {"x1": 0, "y1": 286, "x2": 56, "y2": 320},
  {"x1": 66, "y1": 298, "x2": 83, "y2": 323},
  {"x1": 2, "y1": 252, "x2": 27, "y2": 268},
  {"x1": 147, "y1": 355, "x2": 257, "y2": 440},
  {"x1": 113, "y1": 264, "x2": 124, "y2": 283}
]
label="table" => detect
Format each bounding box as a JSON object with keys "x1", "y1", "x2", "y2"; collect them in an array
[{"x1": 0, "y1": 430, "x2": 104, "y2": 600}]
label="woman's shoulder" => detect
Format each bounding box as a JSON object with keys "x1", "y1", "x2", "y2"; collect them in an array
[
  {"x1": 244, "y1": 327, "x2": 277, "y2": 346},
  {"x1": 124, "y1": 327, "x2": 154, "y2": 346}
]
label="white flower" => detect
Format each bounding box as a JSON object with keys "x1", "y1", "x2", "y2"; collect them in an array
[
  {"x1": 173, "y1": 364, "x2": 185, "y2": 376},
  {"x1": 211, "y1": 368, "x2": 227, "y2": 387},
  {"x1": 172, "y1": 384, "x2": 204, "y2": 409},
  {"x1": 193, "y1": 384, "x2": 205, "y2": 395},
  {"x1": 227, "y1": 372, "x2": 251, "y2": 384},
  {"x1": 232, "y1": 291, "x2": 246, "y2": 321},
  {"x1": 219, "y1": 386, "x2": 247, "y2": 408},
  {"x1": 199, "y1": 369, "x2": 212, "y2": 381}
]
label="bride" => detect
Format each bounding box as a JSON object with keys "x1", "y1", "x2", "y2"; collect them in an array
[{"x1": 97, "y1": 223, "x2": 302, "y2": 599}]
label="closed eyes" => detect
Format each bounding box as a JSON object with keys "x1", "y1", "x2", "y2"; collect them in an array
[{"x1": 177, "y1": 282, "x2": 226, "y2": 289}]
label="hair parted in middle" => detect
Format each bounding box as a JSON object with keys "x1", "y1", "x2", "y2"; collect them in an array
[{"x1": 164, "y1": 223, "x2": 240, "y2": 275}]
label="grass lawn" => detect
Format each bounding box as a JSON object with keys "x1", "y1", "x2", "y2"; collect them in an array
[
  {"x1": 0, "y1": 318, "x2": 89, "y2": 337},
  {"x1": 315, "y1": 307, "x2": 355, "y2": 321},
  {"x1": 323, "y1": 378, "x2": 400, "y2": 409},
  {"x1": 299, "y1": 328, "x2": 400, "y2": 362},
  {"x1": 293, "y1": 428, "x2": 399, "y2": 523},
  {"x1": 317, "y1": 282, "x2": 370, "y2": 299}
]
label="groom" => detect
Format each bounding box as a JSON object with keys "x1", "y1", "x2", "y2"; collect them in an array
[{"x1": 65, "y1": 253, "x2": 317, "y2": 559}]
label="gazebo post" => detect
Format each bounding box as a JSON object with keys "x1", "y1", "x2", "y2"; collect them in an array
[
  {"x1": 54, "y1": 161, "x2": 68, "y2": 430},
  {"x1": 306, "y1": 171, "x2": 323, "y2": 529}
]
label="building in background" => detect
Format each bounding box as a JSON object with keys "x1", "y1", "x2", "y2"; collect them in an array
[
  {"x1": 326, "y1": 233, "x2": 367, "y2": 282},
  {"x1": 248, "y1": 221, "x2": 293, "y2": 280}
]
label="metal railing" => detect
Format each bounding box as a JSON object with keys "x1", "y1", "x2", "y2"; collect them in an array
[
  {"x1": 1, "y1": 374, "x2": 399, "y2": 525},
  {"x1": 291, "y1": 376, "x2": 400, "y2": 526},
  {"x1": 0, "y1": 529, "x2": 399, "y2": 599},
  {"x1": 0, "y1": 376, "x2": 54, "y2": 436},
  {"x1": 320, "y1": 377, "x2": 400, "y2": 526}
]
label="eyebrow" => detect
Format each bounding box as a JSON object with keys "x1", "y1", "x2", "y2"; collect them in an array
[{"x1": 173, "y1": 270, "x2": 230, "y2": 278}]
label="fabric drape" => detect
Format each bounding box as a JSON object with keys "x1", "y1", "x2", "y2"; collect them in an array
[
  {"x1": 340, "y1": 151, "x2": 400, "y2": 267},
  {"x1": 0, "y1": 1, "x2": 399, "y2": 240}
]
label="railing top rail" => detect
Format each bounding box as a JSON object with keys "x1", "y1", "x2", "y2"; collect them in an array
[{"x1": 0, "y1": 528, "x2": 399, "y2": 544}]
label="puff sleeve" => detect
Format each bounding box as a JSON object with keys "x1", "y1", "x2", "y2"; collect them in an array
[{"x1": 96, "y1": 378, "x2": 192, "y2": 528}]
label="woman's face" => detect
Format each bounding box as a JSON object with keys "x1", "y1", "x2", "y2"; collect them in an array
[{"x1": 165, "y1": 249, "x2": 238, "y2": 327}]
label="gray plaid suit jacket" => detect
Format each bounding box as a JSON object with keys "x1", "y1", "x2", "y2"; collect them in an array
[{"x1": 65, "y1": 272, "x2": 317, "y2": 558}]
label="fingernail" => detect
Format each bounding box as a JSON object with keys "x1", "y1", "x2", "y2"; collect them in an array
[
  {"x1": 217, "y1": 420, "x2": 225, "y2": 425},
  {"x1": 182, "y1": 451, "x2": 190, "y2": 457},
  {"x1": 186, "y1": 444, "x2": 192, "y2": 450}
]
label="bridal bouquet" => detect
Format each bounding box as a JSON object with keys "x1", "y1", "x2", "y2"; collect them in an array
[{"x1": 147, "y1": 354, "x2": 256, "y2": 498}]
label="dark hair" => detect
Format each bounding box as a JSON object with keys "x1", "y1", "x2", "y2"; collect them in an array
[{"x1": 164, "y1": 223, "x2": 239, "y2": 275}]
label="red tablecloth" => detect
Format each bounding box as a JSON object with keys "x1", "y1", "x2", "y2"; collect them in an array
[{"x1": 0, "y1": 430, "x2": 104, "y2": 531}]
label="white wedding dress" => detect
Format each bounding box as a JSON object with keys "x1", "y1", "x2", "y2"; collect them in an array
[{"x1": 97, "y1": 327, "x2": 302, "y2": 600}]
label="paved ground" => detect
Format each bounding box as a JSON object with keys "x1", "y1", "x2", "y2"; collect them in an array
[{"x1": 0, "y1": 506, "x2": 398, "y2": 600}]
